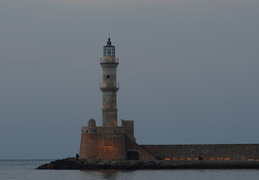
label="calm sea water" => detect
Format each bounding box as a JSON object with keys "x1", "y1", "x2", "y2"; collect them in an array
[{"x1": 0, "y1": 159, "x2": 259, "y2": 180}]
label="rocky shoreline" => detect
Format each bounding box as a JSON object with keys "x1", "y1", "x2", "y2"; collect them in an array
[{"x1": 36, "y1": 158, "x2": 259, "y2": 170}]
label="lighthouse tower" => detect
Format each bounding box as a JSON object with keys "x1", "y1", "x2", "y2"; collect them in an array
[
  {"x1": 79, "y1": 38, "x2": 154, "y2": 161},
  {"x1": 100, "y1": 38, "x2": 119, "y2": 127}
]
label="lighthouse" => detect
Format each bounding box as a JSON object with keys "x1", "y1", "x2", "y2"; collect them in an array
[
  {"x1": 78, "y1": 38, "x2": 259, "y2": 162},
  {"x1": 100, "y1": 38, "x2": 119, "y2": 127},
  {"x1": 79, "y1": 38, "x2": 154, "y2": 161}
]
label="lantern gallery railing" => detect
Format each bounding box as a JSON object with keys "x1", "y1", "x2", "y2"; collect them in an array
[{"x1": 100, "y1": 83, "x2": 119, "y2": 91}]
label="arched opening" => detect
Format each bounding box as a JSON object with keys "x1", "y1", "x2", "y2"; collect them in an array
[{"x1": 127, "y1": 151, "x2": 139, "y2": 160}]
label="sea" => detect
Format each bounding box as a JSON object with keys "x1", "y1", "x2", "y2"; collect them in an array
[{"x1": 1, "y1": 159, "x2": 259, "y2": 180}]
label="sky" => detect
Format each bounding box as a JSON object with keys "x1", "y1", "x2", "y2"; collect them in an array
[{"x1": 0, "y1": 0, "x2": 259, "y2": 159}]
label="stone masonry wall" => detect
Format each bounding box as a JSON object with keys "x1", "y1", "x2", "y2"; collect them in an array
[
  {"x1": 125, "y1": 134, "x2": 155, "y2": 160},
  {"x1": 122, "y1": 120, "x2": 134, "y2": 137},
  {"x1": 140, "y1": 144, "x2": 259, "y2": 160},
  {"x1": 80, "y1": 133, "x2": 126, "y2": 161}
]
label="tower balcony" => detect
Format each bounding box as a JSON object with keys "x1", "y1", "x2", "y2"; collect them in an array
[
  {"x1": 100, "y1": 83, "x2": 119, "y2": 92},
  {"x1": 100, "y1": 57, "x2": 119, "y2": 64},
  {"x1": 102, "y1": 107, "x2": 118, "y2": 111}
]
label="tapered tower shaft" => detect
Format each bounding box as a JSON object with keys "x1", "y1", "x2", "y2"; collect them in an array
[{"x1": 100, "y1": 38, "x2": 119, "y2": 127}]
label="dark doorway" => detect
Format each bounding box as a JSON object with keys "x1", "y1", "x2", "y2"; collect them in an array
[{"x1": 127, "y1": 151, "x2": 139, "y2": 160}]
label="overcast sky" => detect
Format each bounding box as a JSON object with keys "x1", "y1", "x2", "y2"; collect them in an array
[{"x1": 0, "y1": 0, "x2": 258, "y2": 159}]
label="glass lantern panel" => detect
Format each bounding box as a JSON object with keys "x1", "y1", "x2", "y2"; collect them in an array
[{"x1": 104, "y1": 46, "x2": 115, "y2": 56}]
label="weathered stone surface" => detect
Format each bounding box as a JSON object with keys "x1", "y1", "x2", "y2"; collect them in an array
[
  {"x1": 141, "y1": 144, "x2": 259, "y2": 160},
  {"x1": 36, "y1": 158, "x2": 259, "y2": 170}
]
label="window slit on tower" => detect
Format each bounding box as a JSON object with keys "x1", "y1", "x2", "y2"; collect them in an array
[{"x1": 107, "y1": 75, "x2": 110, "y2": 78}]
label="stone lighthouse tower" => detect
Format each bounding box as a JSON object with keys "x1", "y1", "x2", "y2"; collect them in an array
[
  {"x1": 100, "y1": 38, "x2": 119, "y2": 127},
  {"x1": 79, "y1": 38, "x2": 154, "y2": 161}
]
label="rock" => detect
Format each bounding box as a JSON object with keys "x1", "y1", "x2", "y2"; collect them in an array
[
  {"x1": 97, "y1": 160, "x2": 111, "y2": 168},
  {"x1": 143, "y1": 161, "x2": 155, "y2": 169},
  {"x1": 36, "y1": 158, "x2": 259, "y2": 170},
  {"x1": 110, "y1": 161, "x2": 122, "y2": 168},
  {"x1": 121, "y1": 161, "x2": 136, "y2": 169},
  {"x1": 37, "y1": 159, "x2": 162, "y2": 170},
  {"x1": 134, "y1": 161, "x2": 144, "y2": 168}
]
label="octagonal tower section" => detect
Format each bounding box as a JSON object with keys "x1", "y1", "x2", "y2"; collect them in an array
[{"x1": 100, "y1": 38, "x2": 119, "y2": 127}]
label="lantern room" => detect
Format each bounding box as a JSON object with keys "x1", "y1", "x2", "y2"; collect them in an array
[{"x1": 103, "y1": 38, "x2": 115, "y2": 57}]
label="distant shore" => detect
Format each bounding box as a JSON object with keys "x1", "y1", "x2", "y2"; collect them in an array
[{"x1": 36, "y1": 158, "x2": 259, "y2": 170}]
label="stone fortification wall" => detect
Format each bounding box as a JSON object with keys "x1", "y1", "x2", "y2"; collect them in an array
[
  {"x1": 122, "y1": 120, "x2": 134, "y2": 137},
  {"x1": 140, "y1": 144, "x2": 259, "y2": 160},
  {"x1": 80, "y1": 120, "x2": 156, "y2": 161},
  {"x1": 125, "y1": 134, "x2": 155, "y2": 160},
  {"x1": 80, "y1": 132, "x2": 126, "y2": 161},
  {"x1": 80, "y1": 120, "x2": 127, "y2": 161}
]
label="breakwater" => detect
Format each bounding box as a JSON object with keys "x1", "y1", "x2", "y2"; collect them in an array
[{"x1": 36, "y1": 158, "x2": 259, "y2": 170}]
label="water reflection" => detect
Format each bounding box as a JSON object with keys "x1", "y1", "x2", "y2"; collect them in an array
[
  {"x1": 79, "y1": 169, "x2": 259, "y2": 180},
  {"x1": 99, "y1": 170, "x2": 118, "y2": 179},
  {"x1": 80, "y1": 169, "x2": 119, "y2": 180}
]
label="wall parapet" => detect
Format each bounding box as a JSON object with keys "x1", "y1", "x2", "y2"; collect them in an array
[{"x1": 81, "y1": 126, "x2": 125, "y2": 134}]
